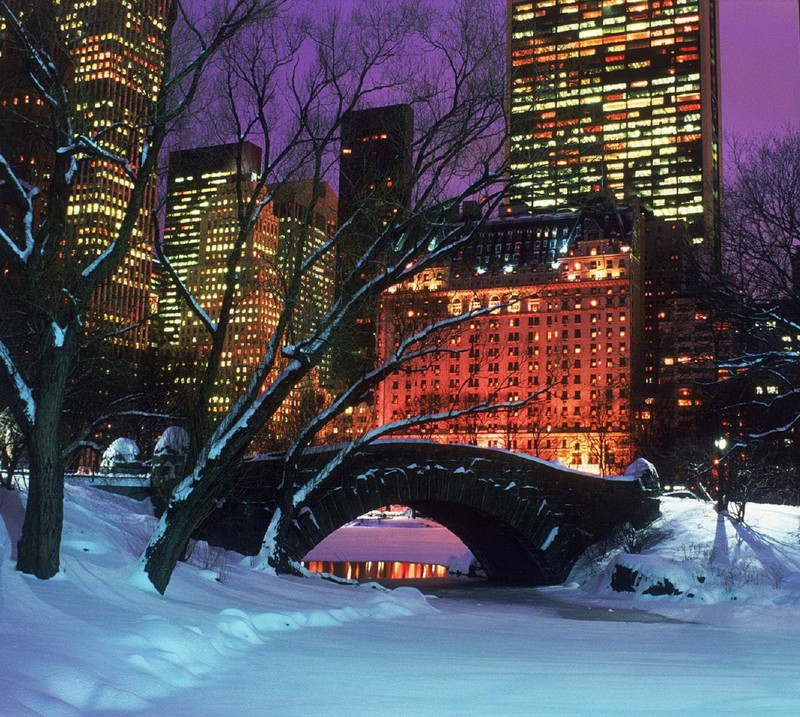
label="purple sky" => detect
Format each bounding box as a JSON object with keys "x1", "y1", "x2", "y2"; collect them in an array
[{"x1": 719, "y1": 0, "x2": 800, "y2": 139}]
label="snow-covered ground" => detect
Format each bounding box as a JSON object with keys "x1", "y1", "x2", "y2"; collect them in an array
[{"x1": 2, "y1": 484, "x2": 800, "y2": 716}]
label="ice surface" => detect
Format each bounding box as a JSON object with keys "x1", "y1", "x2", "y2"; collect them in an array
[{"x1": 304, "y1": 517, "x2": 469, "y2": 564}]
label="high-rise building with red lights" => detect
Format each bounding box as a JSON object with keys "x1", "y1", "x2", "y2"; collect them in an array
[
  {"x1": 508, "y1": 0, "x2": 721, "y2": 259},
  {"x1": 376, "y1": 199, "x2": 644, "y2": 475}
]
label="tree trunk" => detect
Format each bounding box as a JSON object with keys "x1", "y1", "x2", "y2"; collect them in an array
[
  {"x1": 16, "y1": 341, "x2": 73, "y2": 579},
  {"x1": 715, "y1": 466, "x2": 728, "y2": 513},
  {"x1": 16, "y1": 420, "x2": 64, "y2": 579},
  {"x1": 141, "y1": 499, "x2": 200, "y2": 595},
  {"x1": 257, "y1": 495, "x2": 306, "y2": 576},
  {"x1": 140, "y1": 464, "x2": 229, "y2": 594},
  {"x1": 263, "y1": 533, "x2": 302, "y2": 576}
]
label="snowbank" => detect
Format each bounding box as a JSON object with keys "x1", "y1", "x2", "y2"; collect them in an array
[
  {"x1": 581, "y1": 497, "x2": 800, "y2": 605},
  {"x1": 3, "y1": 487, "x2": 800, "y2": 716},
  {"x1": 0, "y1": 483, "x2": 433, "y2": 716}
]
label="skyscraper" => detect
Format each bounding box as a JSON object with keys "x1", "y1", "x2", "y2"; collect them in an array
[
  {"x1": 160, "y1": 142, "x2": 282, "y2": 414},
  {"x1": 68, "y1": 0, "x2": 170, "y2": 350},
  {"x1": 508, "y1": 0, "x2": 721, "y2": 257},
  {"x1": 0, "y1": 0, "x2": 171, "y2": 352},
  {"x1": 160, "y1": 142, "x2": 264, "y2": 347},
  {"x1": 273, "y1": 179, "x2": 338, "y2": 347},
  {"x1": 332, "y1": 103, "x2": 414, "y2": 387}
]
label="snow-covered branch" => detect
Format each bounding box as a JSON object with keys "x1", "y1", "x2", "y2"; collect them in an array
[
  {"x1": 295, "y1": 192, "x2": 501, "y2": 365},
  {"x1": 290, "y1": 389, "x2": 547, "y2": 509},
  {"x1": 69, "y1": 135, "x2": 138, "y2": 181},
  {"x1": 0, "y1": 338, "x2": 35, "y2": 432},
  {"x1": 0, "y1": 3, "x2": 59, "y2": 107},
  {"x1": 0, "y1": 153, "x2": 38, "y2": 266},
  {"x1": 155, "y1": 242, "x2": 217, "y2": 334},
  {"x1": 283, "y1": 296, "x2": 518, "y2": 469}
]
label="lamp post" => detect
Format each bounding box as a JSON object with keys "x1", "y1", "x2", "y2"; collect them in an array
[{"x1": 714, "y1": 436, "x2": 728, "y2": 512}]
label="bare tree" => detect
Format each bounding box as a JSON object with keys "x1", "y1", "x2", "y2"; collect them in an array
[
  {"x1": 716, "y1": 130, "x2": 800, "y2": 445},
  {"x1": 723, "y1": 131, "x2": 800, "y2": 303},
  {"x1": 584, "y1": 387, "x2": 623, "y2": 477},
  {"x1": 137, "y1": 0, "x2": 525, "y2": 593},
  {"x1": 717, "y1": 443, "x2": 798, "y2": 523},
  {"x1": 0, "y1": 0, "x2": 281, "y2": 579}
]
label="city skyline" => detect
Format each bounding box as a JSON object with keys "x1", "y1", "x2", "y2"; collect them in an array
[{"x1": 154, "y1": 1, "x2": 800, "y2": 196}]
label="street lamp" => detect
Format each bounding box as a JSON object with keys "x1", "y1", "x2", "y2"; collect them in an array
[{"x1": 714, "y1": 437, "x2": 728, "y2": 511}]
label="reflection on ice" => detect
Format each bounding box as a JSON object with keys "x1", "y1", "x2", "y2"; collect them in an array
[{"x1": 303, "y1": 560, "x2": 448, "y2": 580}]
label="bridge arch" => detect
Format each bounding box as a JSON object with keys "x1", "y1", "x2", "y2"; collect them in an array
[{"x1": 222, "y1": 441, "x2": 659, "y2": 585}]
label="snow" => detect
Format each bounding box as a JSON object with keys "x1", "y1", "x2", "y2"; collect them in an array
[
  {"x1": 540, "y1": 525, "x2": 559, "y2": 550},
  {"x1": 2, "y1": 486, "x2": 800, "y2": 716},
  {"x1": 0, "y1": 338, "x2": 36, "y2": 425},
  {"x1": 51, "y1": 322, "x2": 67, "y2": 347},
  {"x1": 578, "y1": 497, "x2": 800, "y2": 605},
  {"x1": 100, "y1": 437, "x2": 140, "y2": 473},
  {"x1": 624, "y1": 456, "x2": 658, "y2": 478},
  {"x1": 80, "y1": 241, "x2": 117, "y2": 278},
  {"x1": 0, "y1": 154, "x2": 36, "y2": 263},
  {"x1": 153, "y1": 426, "x2": 189, "y2": 457}
]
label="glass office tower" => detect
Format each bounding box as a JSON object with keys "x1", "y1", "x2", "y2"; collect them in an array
[{"x1": 508, "y1": 0, "x2": 721, "y2": 257}]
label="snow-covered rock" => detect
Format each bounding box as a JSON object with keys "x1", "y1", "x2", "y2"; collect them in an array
[
  {"x1": 100, "y1": 438, "x2": 140, "y2": 475},
  {"x1": 151, "y1": 427, "x2": 190, "y2": 493},
  {"x1": 583, "y1": 497, "x2": 800, "y2": 604},
  {"x1": 622, "y1": 457, "x2": 660, "y2": 490},
  {"x1": 154, "y1": 426, "x2": 189, "y2": 458},
  {"x1": 446, "y1": 551, "x2": 484, "y2": 578}
]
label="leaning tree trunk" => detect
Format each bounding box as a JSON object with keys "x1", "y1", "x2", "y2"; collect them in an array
[
  {"x1": 140, "y1": 463, "x2": 231, "y2": 594},
  {"x1": 16, "y1": 407, "x2": 65, "y2": 579},
  {"x1": 262, "y1": 513, "x2": 298, "y2": 574},
  {"x1": 256, "y1": 484, "x2": 309, "y2": 577}
]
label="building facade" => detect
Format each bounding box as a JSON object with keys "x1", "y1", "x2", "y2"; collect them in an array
[
  {"x1": 508, "y1": 0, "x2": 721, "y2": 257},
  {"x1": 637, "y1": 211, "x2": 719, "y2": 441},
  {"x1": 273, "y1": 179, "x2": 338, "y2": 348},
  {"x1": 159, "y1": 142, "x2": 264, "y2": 347},
  {"x1": 375, "y1": 198, "x2": 643, "y2": 474}
]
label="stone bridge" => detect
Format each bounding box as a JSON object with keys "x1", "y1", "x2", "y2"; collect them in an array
[{"x1": 200, "y1": 440, "x2": 660, "y2": 585}]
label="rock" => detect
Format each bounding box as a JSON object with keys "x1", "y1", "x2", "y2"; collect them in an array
[
  {"x1": 623, "y1": 458, "x2": 660, "y2": 491},
  {"x1": 100, "y1": 438, "x2": 140, "y2": 475},
  {"x1": 610, "y1": 564, "x2": 639, "y2": 592}
]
